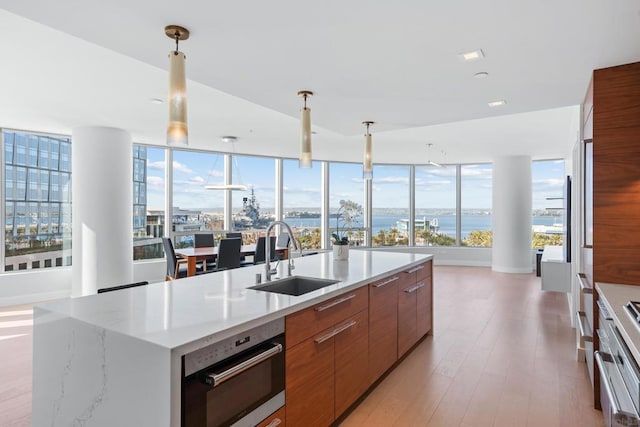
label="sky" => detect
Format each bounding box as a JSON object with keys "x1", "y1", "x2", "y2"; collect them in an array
[{"x1": 143, "y1": 146, "x2": 565, "y2": 212}]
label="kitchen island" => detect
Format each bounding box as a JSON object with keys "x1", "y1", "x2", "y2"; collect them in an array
[{"x1": 33, "y1": 249, "x2": 432, "y2": 426}]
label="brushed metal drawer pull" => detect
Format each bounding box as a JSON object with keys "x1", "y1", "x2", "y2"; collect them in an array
[
  {"x1": 406, "y1": 265, "x2": 424, "y2": 274},
  {"x1": 314, "y1": 320, "x2": 357, "y2": 344},
  {"x1": 265, "y1": 418, "x2": 282, "y2": 427},
  {"x1": 576, "y1": 311, "x2": 593, "y2": 342},
  {"x1": 374, "y1": 276, "x2": 399, "y2": 288},
  {"x1": 207, "y1": 342, "x2": 282, "y2": 387},
  {"x1": 315, "y1": 294, "x2": 356, "y2": 312},
  {"x1": 404, "y1": 282, "x2": 424, "y2": 293}
]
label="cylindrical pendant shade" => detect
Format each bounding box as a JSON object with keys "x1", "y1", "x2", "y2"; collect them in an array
[
  {"x1": 167, "y1": 51, "x2": 188, "y2": 147},
  {"x1": 299, "y1": 107, "x2": 312, "y2": 168},
  {"x1": 363, "y1": 132, "x2": 373, "y2": 180}
]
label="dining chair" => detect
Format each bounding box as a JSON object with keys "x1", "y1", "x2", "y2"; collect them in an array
[
  {"x1": 97, "y1": 281, "x2": 149, "y2": 294},
  {"x1": 216, "y1": 238, "x2": 242, "y2": 271},
  {"x1": 194, "y1": 233, "x2": 217, "y2": 270},
  {"x1": 276, "y1": 232, "x2": 290, "y2": 249},
  {"x1": 226, "y1": 232, "x2": 245, "y2": 261},
  {"x1": 162, "y1": 237, "x2": 201, "y2": 279},
  {"x1": 252, "y1": 236, "x2": 277, "y2": 265},
  {"x1": 226, "y1": 232, "x2": 243, "y2": 243},
  {"x1": 194, "y1": 233, "x2": 215, "y2": 248}
]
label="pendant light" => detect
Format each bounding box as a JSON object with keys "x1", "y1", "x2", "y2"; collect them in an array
[
  {"x1": 426, "y1": 143, "x2": 442, "y2": 167},
  {"x1": 165, "y1": 25, "x2": 190, "y2": 147},
  {"x1": 298, "y1": 90, "x2": 314, "y2": 168},
  {"x1": 205, "y1": 137, "x2": 248, "y2": 191},
  {"x1": 362, "y1": 121, "x2": 374, "y2": 180}
]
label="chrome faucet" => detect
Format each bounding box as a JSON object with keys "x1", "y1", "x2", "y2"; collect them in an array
[{"x1": 265, "y1": 221, "x2": 300, "y2": 281}]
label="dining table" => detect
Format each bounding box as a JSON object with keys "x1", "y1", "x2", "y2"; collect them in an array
[{"x1": 175, "y1": 244, "x2": 288, "y2": 277}]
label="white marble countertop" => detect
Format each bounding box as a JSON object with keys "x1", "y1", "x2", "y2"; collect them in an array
[
  {"x1": 36, "y1": 250, "x2": 431, "y2": 354},
  {"x1": 596, "y1": 282, "x2": 640, "y2": 362}
]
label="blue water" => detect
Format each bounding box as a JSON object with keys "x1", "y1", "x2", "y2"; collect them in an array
[{"x1": 284, "y1": 214, "x2": 560, "y2": 238}]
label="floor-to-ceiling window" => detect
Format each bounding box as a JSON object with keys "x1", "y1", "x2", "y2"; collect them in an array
[
  {"x1": 133, "y1": 145, "x2": 166, "y2": 260},
  {"x1": 4, "y1": 130, "x2": 72, "y2": 271},
  {"x1": 231, "y1": 155, "x2": 275, "y2": 243},
  {"x1": 171, "y1": 150, "x2": 225, "y2": 248},
  {"x1": 532, "y1": 159, "x2": 565, "y2": 248},
  {"x1": 329, "y1": 162, "x2": 365, "y2": 246},
  {"x1": 414, "y1": 165, "x2": 457, "y2": 246},
  {"x1": 371, "y1": 165, "x2": 410, "y2": 247},
  {"x1": 282, "y1": 159, "x2": 321, "y2": 249},
  {"x1": 460, "y1": 164, "x2": 493, "y2": 247}
]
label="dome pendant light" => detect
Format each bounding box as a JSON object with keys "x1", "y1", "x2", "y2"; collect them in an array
[
  {"x1": 362, "y1": 121, "x2": 374, "y2": 180},
  {"x1": 165, "y1": 25, "x2": 190, "y2": 147},
  {"x1": 298, "y1": 90, "x2": 314, "y2": 168}
]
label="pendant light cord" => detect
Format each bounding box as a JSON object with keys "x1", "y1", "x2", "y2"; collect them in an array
[{"x1": 174, "y1": 32, "x2": 180, "y2": 55}]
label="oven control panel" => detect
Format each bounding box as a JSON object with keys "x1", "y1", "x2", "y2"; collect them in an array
[{"x1": 183, "y1": 318, "x2": 284, "y2": 377}]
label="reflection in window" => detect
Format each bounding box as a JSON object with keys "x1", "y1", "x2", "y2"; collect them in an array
[
  {"x1": 371, "y1": 165, "x2": 410, "y2": 247},
  {"x1": 283, "y1": 159, "x2": 321, "y2": 249},
  {"x1": 415, "y1": 165, "x2": 457, "y2": 246},
  {"x1": 461, "y1": 164, "x2": 493, "y2": 247}
]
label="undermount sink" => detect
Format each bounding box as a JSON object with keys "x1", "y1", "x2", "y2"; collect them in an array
[{"x1": 248, "y1": 276, "x2": 340, "y2": 296}]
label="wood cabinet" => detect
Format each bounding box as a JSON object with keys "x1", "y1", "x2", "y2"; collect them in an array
[
  {"x1": 397, "y1": 271, "x2": 418, "y2": 357},
  {"x1": 368, "y1": 274, "x2": 399, "y2": 384},
  {"x1": 416, "y1": 272, "x2": 433, "y2": 338},
  {"x1": 285, "y1": 290, "x2": 369, "y2": 426},
  {"x1": 397, "y1": 261, "x2": 433, "y2": 357},
  {"x1": 335, "y1": 309, "x2": 369, "y2": 417},
  {"x1": 256, "y1": 406, "x2": 286, "y2": 427},
  {"x1": 580, "y1": 61, "x2": 640, "y2": 407},
  {"x1": 286, "y1": 260, "x2": 433, "y2": 426}
]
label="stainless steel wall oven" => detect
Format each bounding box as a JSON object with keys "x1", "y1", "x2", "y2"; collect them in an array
[
  {"x1": 595, "y1": 301, "x2": 640, "y2": 427},
  {"x1": 182, "y1": 319, "x2": 285, "y2": 427}
]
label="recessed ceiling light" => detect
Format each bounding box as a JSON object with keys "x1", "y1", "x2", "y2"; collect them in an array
[
  {"x1": 150, "y1": 98, "x2": 164, "y2": 104},
  {"x1": 221, "y1": 136, "x2": 238, "y2": 143},
  {"x1": 488, "y1": 100, "x2": 506, "y2": 107},
  {"x1": 474, "y1": 72, "x2": 489, "y2": 79},
  {"x1": 458, "y1": 49, "x2": 484, "y2": 62}
]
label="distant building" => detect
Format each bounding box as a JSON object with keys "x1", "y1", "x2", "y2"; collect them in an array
[{"x1": 3, "y1": 130, "x2": 72, "y2": 271}]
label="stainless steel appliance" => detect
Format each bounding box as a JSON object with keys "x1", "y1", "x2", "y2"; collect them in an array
[
  {"x1": 182, "y1": 319, "x2": 285, "y2": 427},
  {"x1": 595, "y1": 301, "x2": 640, "y2": 427}
]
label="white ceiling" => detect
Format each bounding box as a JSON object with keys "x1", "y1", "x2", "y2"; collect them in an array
[{"x1": 0, "y1": 1, "x2": 639, "y2": 164}]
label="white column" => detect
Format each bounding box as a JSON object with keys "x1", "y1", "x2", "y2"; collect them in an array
[
  {"x1": 492, "y1": 156, "x2": 532, "y2": 273},
  {"x1": 72, "y1": 126, "x2": 133, "y2": 296}
]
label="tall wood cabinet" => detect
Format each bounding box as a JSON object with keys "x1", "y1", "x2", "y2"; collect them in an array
[{"x1": 580, "y1": 61, "x2": 640, "y2": 408}]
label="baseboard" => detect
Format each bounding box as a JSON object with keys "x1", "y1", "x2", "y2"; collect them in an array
[{"x1": 0, "y1": 290, "x2": 70, "y2": 307}]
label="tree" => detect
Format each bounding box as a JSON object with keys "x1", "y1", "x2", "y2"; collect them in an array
[{"x1": 463, "y1": 230, "x2": 493, "y2": 247}]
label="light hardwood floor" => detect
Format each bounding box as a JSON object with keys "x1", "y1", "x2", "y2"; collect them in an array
[
  {"x1": 0, "y1": 267, "x2": 604, "y2": 426},
  {"x1": 340, "y1": 266, "x2": 604, "y2": 427}
]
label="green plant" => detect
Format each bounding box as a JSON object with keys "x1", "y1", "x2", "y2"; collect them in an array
[{"x1": 331, "y1": 199, "x2": 362, "y2": 245}]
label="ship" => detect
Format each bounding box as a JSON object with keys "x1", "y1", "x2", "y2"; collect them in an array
[{"x1": 233, "y1": 188, "x2": 272, "y2": 229}]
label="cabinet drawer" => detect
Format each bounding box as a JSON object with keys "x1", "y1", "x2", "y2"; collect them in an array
[
  {"x1": 413, "y1": 260, "x2": 432, "y2": 282},
  {"x1": 286, "y1": 286, "x2": 368, "y2": 348},
  {"x1": 369, "y1": 277, "x2": 398, "y2": 384},
  {"x1": 335, "y1": 309, "x2": 369, "y2": 417},
  {"x1": 257, "y1": 406, "x2": 285, "y2": 427}
]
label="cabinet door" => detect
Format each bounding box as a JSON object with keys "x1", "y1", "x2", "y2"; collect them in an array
[
  {"x1": 398, "y1": 275, "x2": 418, "y2": 357},
  {"x1": 368, "y1": 275, "x2": 398, "y2": 384},
  {"x1": 286, "y1": 327, "x2": 334, "y2": 427},
  {"x1": 416, "y1": 275, "x2": 432, "y2": 338},
  {"x1": 257, "y1": 406, "x2": 285, "y2": 427},
  {"x1": 335, "y1": 309, "x2": 369, "y2": 417}
]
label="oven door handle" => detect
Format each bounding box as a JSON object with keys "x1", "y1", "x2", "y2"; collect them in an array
[
  {"x1": 207, "y1": 342, "x2": 283, "y2": 388},
  {"x1": 595, "y1": 350, "x2": 623, "y2": 418}
]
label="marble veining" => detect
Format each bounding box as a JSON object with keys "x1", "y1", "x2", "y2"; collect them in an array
[{"x1": 32, "y1": 249, "x2": 431, "y2": 427}]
